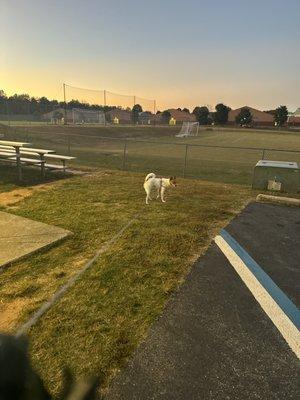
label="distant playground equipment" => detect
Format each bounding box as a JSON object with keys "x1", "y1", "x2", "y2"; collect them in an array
[
  {"x1": 252, "y1": 160, "x2": 300, "y2": 193},
  {"x1": 175, "y1": 122, "x2": 199, "y2": 137}
]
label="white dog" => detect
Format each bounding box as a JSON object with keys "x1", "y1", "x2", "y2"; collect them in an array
[{"x1": 143, "y1": 173, "x2": 177, "y2": 204}]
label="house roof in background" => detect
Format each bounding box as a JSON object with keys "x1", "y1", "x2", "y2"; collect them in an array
[{"x1": 228, "y1": 106, "x2": 274, "y2": 122}]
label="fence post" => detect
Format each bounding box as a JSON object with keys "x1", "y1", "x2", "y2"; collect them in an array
[
  {"x1": 122, "y1": 140, "x2": 127, "y2": 170},
  {"x1": 262, "y1": 149, "x2": 265, "y2": 159},
  {"x1": 67, "y1": 135, "x2": 71, "y2": 155},
  {"x1": 183, "y1": 144, "x2": 189, "y2": 178}
]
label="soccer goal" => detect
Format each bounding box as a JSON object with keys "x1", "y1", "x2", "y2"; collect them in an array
[
  {"x1": 72, "y1": 108, "x2": 106, "y2": 125},
  {"x1": 175, "y1": 122, "x2": 199, "y2": 137}
]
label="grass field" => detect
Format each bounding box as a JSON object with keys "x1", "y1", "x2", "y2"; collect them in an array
[
  {"x1": 0, "y1": 164, "x2": 254, "y2": 395},
  {"x1": 0, "y1": 124, "x2": 299, "y2": 395},
  {"x1": 1, "y1": 124, "x2": 300, "y2": 186}
]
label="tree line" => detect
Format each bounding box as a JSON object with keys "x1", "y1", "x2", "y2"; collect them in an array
[
  {"x1": 0, "y1": 90, "x2": 116, "y2": 116},
  {"x1": 0, "y1": 90, "x2": 289, "y2": 126},
  {"x1": 159, "y1": 104, "x2": 289, "y2": 127}
]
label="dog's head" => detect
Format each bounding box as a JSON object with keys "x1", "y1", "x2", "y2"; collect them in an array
[{"x1": 169, "y1": 176, "x2": 177, "y2": 187}]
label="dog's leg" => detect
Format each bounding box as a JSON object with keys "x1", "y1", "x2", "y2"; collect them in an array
[
  {"x1": 145, "y1": 188, "x2": 151, "y2": 205},
  {"x1": 157, "y1": 187, "x2": 160, "y2": 199},
  {"x1": 160, "y1": 187, "x2": 166, "y2": 203}
]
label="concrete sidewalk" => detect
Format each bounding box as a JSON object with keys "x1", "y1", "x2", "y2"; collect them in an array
[
  {"x1": 106, "y1": 203, "x2": 300, "y2": 400},
  {"x1": 0, "y1": 211, "x2": 71, "y2": 268}
]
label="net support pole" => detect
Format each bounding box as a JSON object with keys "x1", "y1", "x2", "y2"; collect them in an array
[
  {"x1": 122, "y1": 140, "x2": 127, "y2": 170},
  {"x1": 63, "y1": 83, "x2": 67, "y2": 125},
  {"x1": 183, "y1": 144, "x2": 189, "y2": 178},
  {"x1": 154, "y1": 100, "x2": 156, "y2": 126},
  {"x1": 133, "y1": 96, "x2": 136, "y2": 125},
  {"x1": 104, "y1": 90, "x2": 107, "y2": 126}
]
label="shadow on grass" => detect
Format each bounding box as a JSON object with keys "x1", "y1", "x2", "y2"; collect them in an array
[{"x1": 0, "y1": 164, "x2": 73, "y2": 193}]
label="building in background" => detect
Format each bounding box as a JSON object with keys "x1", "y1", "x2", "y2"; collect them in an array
[
  {"x1": 156, "y1": 109, "x2": 196, "y2": 124},
  {"x1": 105, "y1": 109, "x2": 132, "y2": 124},
  {"x1": 138, "y1": 111, "x2": 156, "y2": 125},
  {"x1": 228, "y1": 106, "x2": 274, "y2": 126},
  {"x1": 288, "y1": 107, "x2": 300, "y2": 127}
]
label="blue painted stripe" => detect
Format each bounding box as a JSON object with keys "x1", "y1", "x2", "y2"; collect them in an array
[{"x1": 220, "y1": 229, "x2": 300, "y2": 330}]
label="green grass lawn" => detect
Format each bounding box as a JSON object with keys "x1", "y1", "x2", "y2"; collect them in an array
[
  {"x1": 0, "y1": 165, "x2": 254, "y2": 395},
  {"x1": 1, "y1": 124, "x2": 299, "y2": 186}
]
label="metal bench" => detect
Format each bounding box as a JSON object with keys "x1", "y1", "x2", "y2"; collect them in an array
[
  {"x1": 0, "y1": 140, "x2": 31, "y2": 180},
  {"x1": 8, "y1": 156, "x2": 42, "y2": 165},
  {"x1": 0, "y1": 140, "x2": 76, "y2": 180},
  {"x1": 44, "y1": 154, "x2": 76, "y2": 172}
]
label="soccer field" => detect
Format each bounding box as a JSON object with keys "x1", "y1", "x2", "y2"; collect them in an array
[{"x1": 2, "y1": 124, "x2": 300, "y2": 185}]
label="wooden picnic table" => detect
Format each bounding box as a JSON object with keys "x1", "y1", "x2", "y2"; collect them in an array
[{"x1": 0, "y1": 140, "x2": 31, "y2": 180}]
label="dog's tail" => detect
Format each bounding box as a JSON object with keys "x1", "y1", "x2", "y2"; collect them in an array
[{"x1": 144, "y1": 172, "x2": 156, "y2": 182}]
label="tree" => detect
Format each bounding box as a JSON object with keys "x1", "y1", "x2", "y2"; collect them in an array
[
  {"x1": 182, "y1": 108, "x2": 190, "y2": 113},
  {"x1": 0, "y1": 90, "x2": 7, "y2": 114},
  {"x1": 274, "y1": 105, "x2": 288, "y2": 126},
  {"x1": 161, "y1": 110, "x2": 171, "y2": 124},
  {"x1": 193, "y1": 106, "x2": 210, "y2": 125},
  {"x1": 235, "y1": 107, "x2": 253, "y2": 126},
  {"x1": 53, "y1": 110, "x2": 64, "y2": 123},
  {"x1": 38, "y1": 96, "x2": 51, "y2": 113},
  {"x1": 132, "y1": 104, "x2": 143, "y2": 124},
  {"x1": 213, "y1": 103, "x2": 231, "y2": 125}
]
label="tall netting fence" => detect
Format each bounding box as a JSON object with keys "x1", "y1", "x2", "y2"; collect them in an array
[
  {"x1": 105, "y1": 91, "x2": 134, "y2": 110},
  {"x1": 0, "y1": 85, "x2": 157, "y2": 126},
  {"x1": 64, "y1": 85, "x2": 105, "y2": 125},
  {"x1": 64, "y1": 85, "x2": 104, "y2": 106},
  {"x1": 65, "y1": 85, "x2": 157, "y2": 125}
]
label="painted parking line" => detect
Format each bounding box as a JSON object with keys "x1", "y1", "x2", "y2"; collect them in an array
[{"x1": 215, "y1": 229, "x2": 300, "y2": 359}]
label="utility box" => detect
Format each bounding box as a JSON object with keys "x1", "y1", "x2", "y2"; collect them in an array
[{"x1": 252, "y1": 160, "x2": 300, "y2": 193}]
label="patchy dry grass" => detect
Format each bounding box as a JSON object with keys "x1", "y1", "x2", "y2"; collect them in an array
[{"x1": 0, "y1": 168, "x2": 254, "y2": 395}]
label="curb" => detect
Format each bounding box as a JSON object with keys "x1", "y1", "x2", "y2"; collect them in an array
[{"x1": 256, "y1": 194, "x2": 300, "y2": 207}]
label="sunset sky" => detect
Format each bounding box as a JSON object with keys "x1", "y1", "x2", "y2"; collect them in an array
[{"x1": 1, "y1": 0, "x2": 299, "y2": 111}]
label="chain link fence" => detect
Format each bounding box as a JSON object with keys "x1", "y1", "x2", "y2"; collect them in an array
[{"x1": 1, "y1": 124, "x2": 300, "y2": 186}]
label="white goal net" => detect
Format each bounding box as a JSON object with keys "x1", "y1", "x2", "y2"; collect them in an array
[
  {"x1": 72, "y1": 108, "x2": 106, "y2": 124},
  {"x1": 175, "y1": 122, "x2": 199, "y2": 137}
]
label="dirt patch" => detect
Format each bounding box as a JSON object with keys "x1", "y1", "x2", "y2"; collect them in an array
[
  {"x1": 0, "y1": 298, "x2": 29, "y2": 332},
  {"x1": 0, "y1": 179, "x2": 69, "y2": 207}
]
